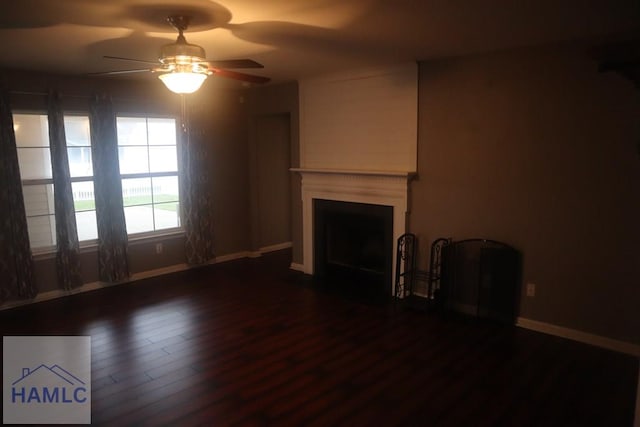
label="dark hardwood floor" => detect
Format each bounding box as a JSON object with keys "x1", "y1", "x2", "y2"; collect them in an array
[{"x1": 1, "y1": 250, "x2": 637, "y2": 426}]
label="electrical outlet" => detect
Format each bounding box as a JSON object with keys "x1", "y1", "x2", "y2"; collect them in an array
[
  {"x1": 155, "y1": 243, "x2": 163, "y2": 254},
  {"x1": 526, "y1": 283, "x2": 536, "y2": 297}
]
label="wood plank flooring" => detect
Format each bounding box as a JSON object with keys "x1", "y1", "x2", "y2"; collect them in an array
[{"x1": 1, "y1": 250, "x2": 638, "y2": 426}]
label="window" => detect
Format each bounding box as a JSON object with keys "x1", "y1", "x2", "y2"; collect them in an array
[
  {"x1": 14, "y1": 113, "x2": 97, "y2": 251},
  {"x1": 116, "y1": 117, "x2": 180, "y2": 235},
  {"x1": 65, "y1": 116, "x2": 98, "y2": 242},
  {"x1": 13, "y1": 113, "x2": 180, "y2": 251}
]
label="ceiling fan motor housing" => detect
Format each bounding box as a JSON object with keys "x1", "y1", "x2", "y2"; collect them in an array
[
  {"x1": 160, "y1": 35, "x2": 206, "y2": 63},
  {"x1": 159, "y1": 34, "x2": 210, "y2": 74}
]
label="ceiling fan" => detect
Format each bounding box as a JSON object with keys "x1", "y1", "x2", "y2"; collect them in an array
[{"x1": 95, "y1": 15, "x2": 270, "y2": 93}]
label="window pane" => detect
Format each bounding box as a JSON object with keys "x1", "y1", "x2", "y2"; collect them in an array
[
  {"x1": 13, "y1": 114, "x2": 49, "y2": 147},
  {"x1": 117, "y1": 117, "x2": 148, "y2": 146},
  {"x1": 16, "y1": 113, "x2": 99, "y2": 248},
  {"x1": 148, "y1": 118, "x2": 177, "y2": 146},
  {"x1": 68, "y1": 147, "x2": 94, "y2": 177},
  {"x1": 117, "y1": 115, "x2": 181, "y2": 236},
  {"x1": 26, "y1": 215, "x2": 56, "y2": 249},
  {"x1": 76, "y1": 210, "x2": 98, "y2": 241},
  {"x1": 71, "y1": 182, "x2": 97, "y2": 242},
  {"x1": 17, "y1": 147, "x2": 52, "y2": 179},
  {"x1": 72, "y1": 181, "x2": 95, "y2": 212},
  {"x1": 64, "y1": 116, "x2": 91, "y2": 147},
  {"x1": 152, "y1": 176, "x2": 179, "y2": 203},
  {"x1": 22, "y1": 184, "x2": 55, "y2": 216},
  {"x1": 149, "y1": 146, "x2": 177, "y2": 173},
  {"x1": 124, "y1": 205, "x2": 154, "y2": 234},
  {"x1": 118, "y1": 146, "x2": 149, "y2": 174},
  {"x1": 122, "y1": 178, "x2": 152, "y2": 206},
  {"x1": 154, "y1": 202, "x2": 180, "y2": 230}
]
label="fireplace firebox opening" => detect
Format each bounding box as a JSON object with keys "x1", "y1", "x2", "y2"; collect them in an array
[{"x1": 313, "y1": 199, "x2": 393, "y2": 298}]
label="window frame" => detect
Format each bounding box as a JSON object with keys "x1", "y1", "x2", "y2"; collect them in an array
[
  {"x1": 115, "y1": 114, "x2": 183, "y2": 239},
  {"x1": 13, "y1": 111, "x2": 100, "y2": 254},
  {"x1": 13, "y1": 110, "x2": 184, "y2": 256}
]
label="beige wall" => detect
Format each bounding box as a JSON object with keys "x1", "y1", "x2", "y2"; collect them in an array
[
  {"x1": 245, "y1": 82, "x2": 302, "y2": 263},
  {"x1": 189, "y1": 86, "x2": 252, "y2": 256},
  {"x1": 254, "y1": 114, "x2": 292, "y2": 248},
  {"x1": 410, "y1": 46, "x2": 640, "y2": 344}
]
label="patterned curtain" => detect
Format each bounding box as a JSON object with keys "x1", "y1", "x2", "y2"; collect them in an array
[
  {"x1": 0, "y1": 91, "x2": 37, "y2": 302},
  {"x1": 48, "y1": 91, "x2": 83, "y2": 290},
  {"x1": 180, "y1": 96, "x2": 215, "y2": 265},
  {"x1": 89, "y1": 94, "x2": 129, "y2": 282}
]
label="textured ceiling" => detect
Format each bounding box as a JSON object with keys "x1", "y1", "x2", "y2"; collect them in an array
[{"x1": 0, "y1": 0, "x2": 638, "y2": 88}]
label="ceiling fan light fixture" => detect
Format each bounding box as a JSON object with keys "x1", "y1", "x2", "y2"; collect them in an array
[
  {"x1": 158, "y1": 71, "x2": 208, "y2": 94},
  {"x1": 97, "y1": 15, "x2": 269, "y2": 88}
]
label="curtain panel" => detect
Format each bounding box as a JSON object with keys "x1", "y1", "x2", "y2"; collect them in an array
[
  {"x1": 0, "y1": 91, "x2": 37, "y2": 302},
  {"x1": 89, "y1": 94, "x2": 130, "y2": 282},
  {"x1": 48, "y1": 91, "x2": 83, "y2": 290},
  {"x1": 181, "y1": 97, "x2": 215, "y2": 265}
]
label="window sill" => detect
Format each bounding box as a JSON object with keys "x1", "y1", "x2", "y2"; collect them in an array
[
  {"x1": 31, "y1": 229, "x2": 185, "y2": 261},
  {"x1": 32, "y1": 248, "x2": 56, "y2": 261},
  {"x1": 127, "y1": 228, "x2": 185, "y2": 244}
]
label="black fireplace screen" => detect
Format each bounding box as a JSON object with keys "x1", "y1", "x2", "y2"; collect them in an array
[{"x1": 441, "y1": 239, "x2": 521, "y2": 323}]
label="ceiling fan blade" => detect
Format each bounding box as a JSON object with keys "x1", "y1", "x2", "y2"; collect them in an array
[
  {"x1": 89, "y1": 68, "x2": 152, "y2": 76},
  {"x1": 206, "y1": 59, "x2": 263, "y2": 69},
  {"x1": 104, "y1": 55, "x2": 159, "y2": 65},
  {"x1": 212, "y1": 69, "x2": 271, "y2": 84}
]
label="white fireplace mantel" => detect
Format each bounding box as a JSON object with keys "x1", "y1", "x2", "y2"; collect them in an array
[{"x1": 291, "y1": 168, "x2": 416, "y2": 294}]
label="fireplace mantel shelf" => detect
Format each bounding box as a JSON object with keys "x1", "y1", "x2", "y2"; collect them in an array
[{"x1": 290, "y1": 168, "x2": 417, "y2": 179}]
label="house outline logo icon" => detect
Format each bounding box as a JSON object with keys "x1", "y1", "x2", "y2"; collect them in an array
[{"x1": 10, "y1": 364, "x2": 88, "y2": 404}]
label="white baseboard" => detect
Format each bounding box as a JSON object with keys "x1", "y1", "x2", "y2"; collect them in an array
[
  {"x1": 516, "y1": 317, "x2": 640, "y2": 358},
  {"x1": 213, "y1": 252, "x2": 251, "y2": 263},
  {"x1": 411, "y1": 291, "x2": 430, "y2": 298},
  {"x1": 0, "y1": 267, "x2": 194, "y2": 312},
  {"x1": 246, "y1": 242, "x2": 293, "y2": 259},
  {"x1": 289, "y1": 262, "x2": 305, "y2": 272},
  {"x1": 0, "y1": 249, "x2": 259, "y2": 312},
  {"x1": 0, "y1": 284, "x2": 99, "y2": 311},
  {"x1": 260, "y1": 242, "x2": 293, "y2": 253},
  {"x1": 1, "y1": 245, "x2": 300, "y2": 312},
  {"x1": 395, "y1": 301, "x2": 640, "y2": 358},
  {"x1": 130, "y1": 263, "x2": 191, "y2": 281}
]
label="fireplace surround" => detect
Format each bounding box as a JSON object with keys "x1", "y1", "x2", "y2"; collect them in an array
[{"x1": 292, "y1": 168, "x2": 414, "y2": 295}]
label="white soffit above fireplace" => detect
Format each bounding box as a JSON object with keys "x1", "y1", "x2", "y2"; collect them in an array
[{"x1": 299, "y1": 62, "x2": 418, "y2": 173}]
